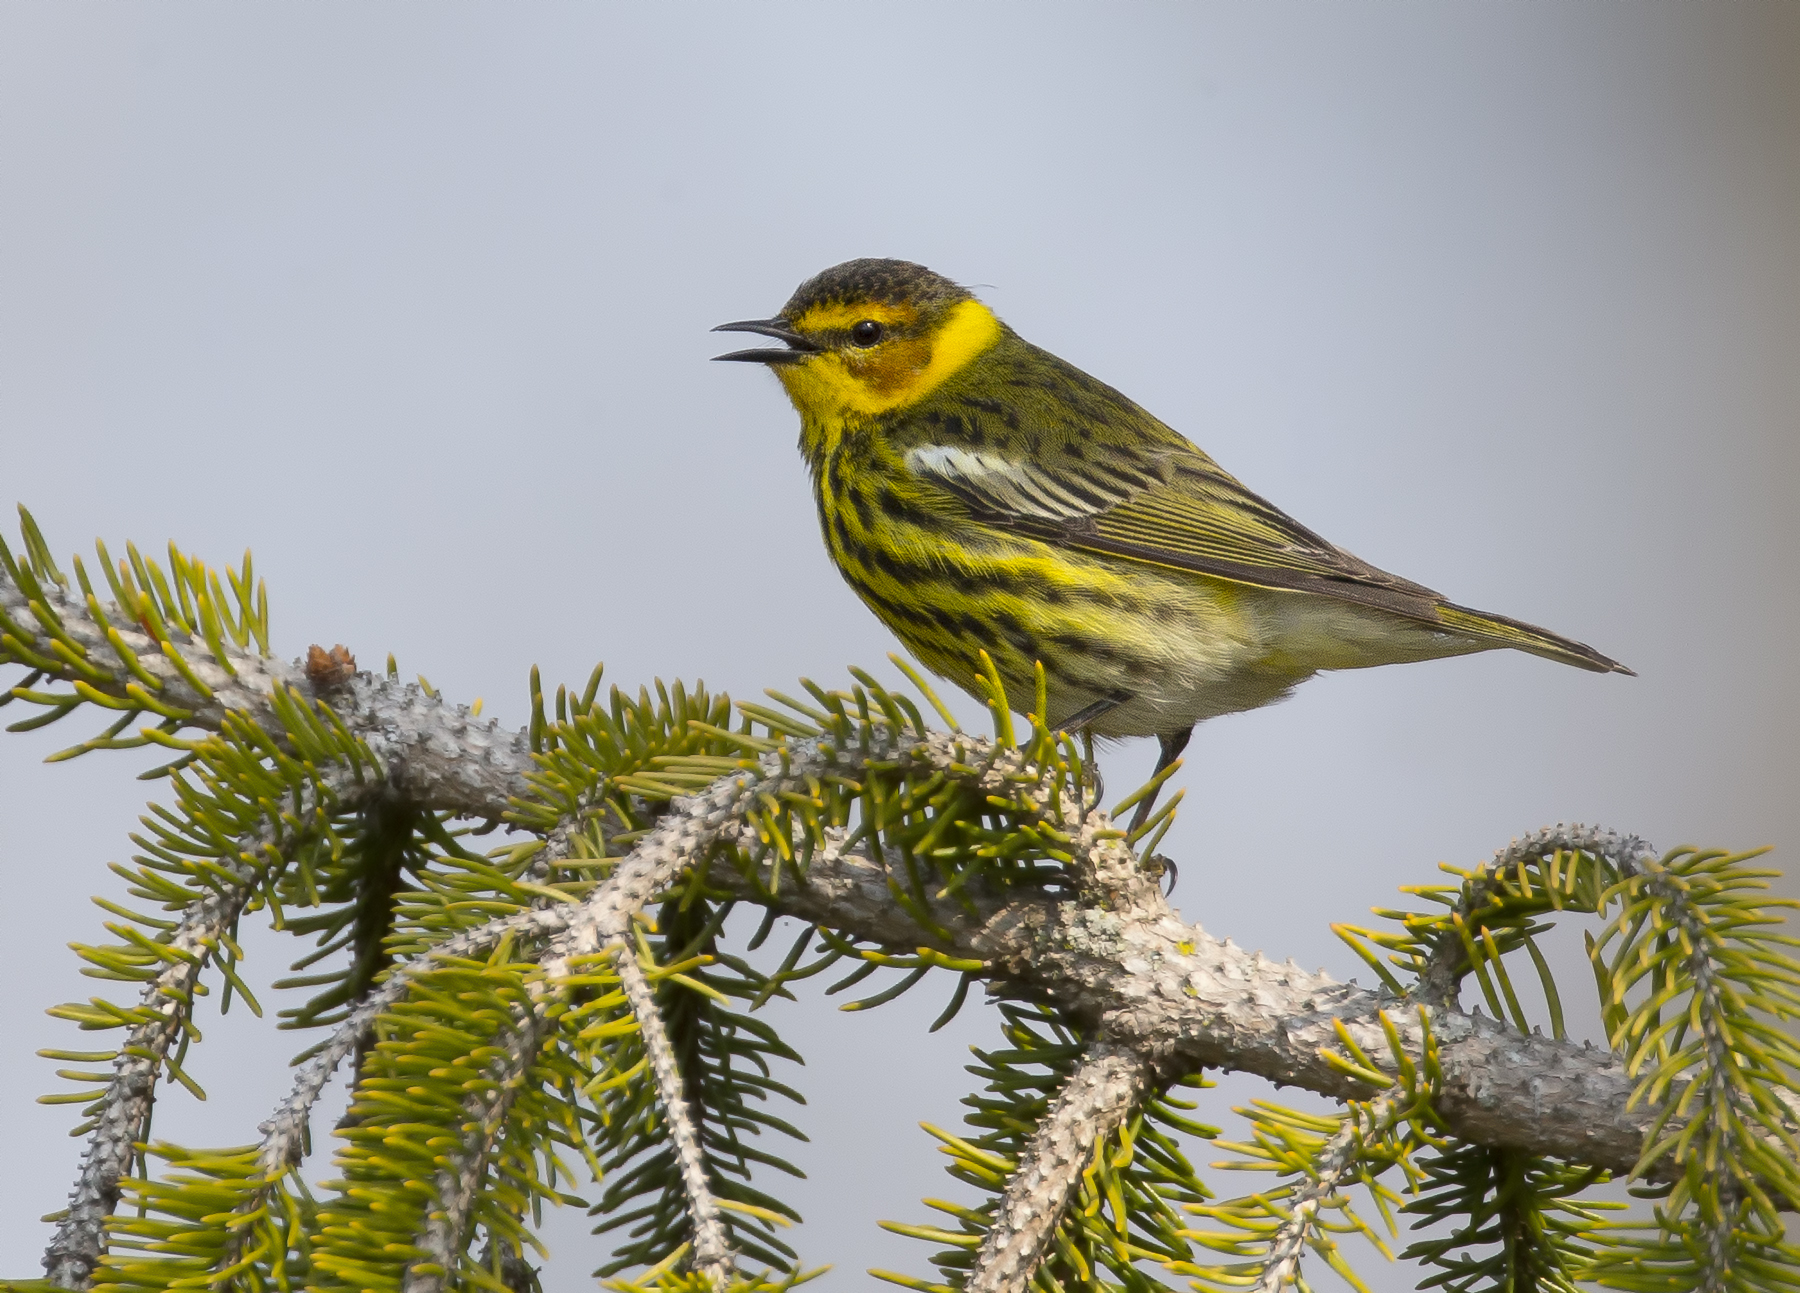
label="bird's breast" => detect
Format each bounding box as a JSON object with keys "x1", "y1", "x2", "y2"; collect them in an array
[{"x1": 807, "y1": 452, "x2": 1304, "y2": 729}]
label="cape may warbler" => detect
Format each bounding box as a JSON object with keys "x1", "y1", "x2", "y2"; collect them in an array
[{"x1": 716, "y1": 259, "x2": 1629, "y2": 815}]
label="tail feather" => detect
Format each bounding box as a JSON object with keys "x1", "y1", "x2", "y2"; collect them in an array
[{"x1": 1435, "y1": 602, "x2": 1633, "y2": 675}]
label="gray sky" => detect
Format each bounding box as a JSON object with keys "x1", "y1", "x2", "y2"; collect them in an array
[{"x1": 2, "y1": 3, "x2": 1796, "y2": 1288}]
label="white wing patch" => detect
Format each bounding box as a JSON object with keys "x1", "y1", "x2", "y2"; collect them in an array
[{"x1": 904, "y1": 444, "x2": 1104, "y2": 521}]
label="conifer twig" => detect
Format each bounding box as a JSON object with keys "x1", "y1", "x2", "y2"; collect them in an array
[
  {"x1": 44, "y1": 774, "x2": 359, "y2": 1290},
  {"x1": 218, "y1": 823, "x2": 597, "y2": 1290},
  {"x1": 402, "y1": 1008, "x2": 554, "y2": 1293},
  {"x1": 614, "y1": 946, "x2": 737, "y2": 1291},
  {"x1": 43, "y1": 871, "x2": 257, "y2": 1287},
  {"x1": 257, "y1": 819, "x2": 600, "y2": 1181},
  {"x1": 1625, "y1": 854, "x2": 1779, "y2": 1287},
  {"x1": 964, "y1": 1042, "x2": 1152, "y2": 1293},
  {"x1": 213, "y1": 903, "x2": 574, "y2": 1293},
  {"x1": 0, "y1": 569, "x2": 536, "y2": 811},
  {"x1": 1413, "y1": 824, "x2": 1655, "y2": 1008},
  {"x1": 1249, "y1": 1099, "x2": 1393, "y2": 1293},
  {"x1": 255, "y1": 904, "x2": 575, "y2": 1176}
]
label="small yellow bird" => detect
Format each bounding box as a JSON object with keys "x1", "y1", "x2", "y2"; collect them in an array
[{"x1": 716, "y1": 259, "x2": 1629, "y2": 824}]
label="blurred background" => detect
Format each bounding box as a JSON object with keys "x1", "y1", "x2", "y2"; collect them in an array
[{"x1": 2, "y1": 3, "x2": 1795, "y2": 1288}]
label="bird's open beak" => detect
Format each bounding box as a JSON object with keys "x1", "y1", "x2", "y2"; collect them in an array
[{"x1": 712, "y1": 318, "x2": 820, "y2": 365}]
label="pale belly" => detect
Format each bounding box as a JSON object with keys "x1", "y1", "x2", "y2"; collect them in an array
[{"x1": 1077, "y1": 581, "x2": 1486, "y2": 738}]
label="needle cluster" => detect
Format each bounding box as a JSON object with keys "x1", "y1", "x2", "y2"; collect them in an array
[{"x1": 1, "y1": 508, "x2": 1795, "y2": 1293}]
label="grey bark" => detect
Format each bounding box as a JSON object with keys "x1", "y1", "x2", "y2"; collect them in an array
[
  {"x1": 401, "y1": 1007, "x2": 553, "y2": 1293},
  {"x1": 964, "y1": 1042, "x2": 1152, "y2": 1293},
  {"x1": 44, "y1": 772, "x2": 363, "y2": 1289},
  {"x1": 0, "y1": 575, "x2": 535, "y2": 810},
  {"x1": 42, "y1": 858, "x2": 262, "y2": 1290},
  {"x1": 615, "y1": 948, "x2": 737, "y2": 1291}
]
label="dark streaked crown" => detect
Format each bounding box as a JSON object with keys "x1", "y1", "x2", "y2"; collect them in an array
[{"x1": 780, "y1": 259, "x2": 972, "y2": 320}]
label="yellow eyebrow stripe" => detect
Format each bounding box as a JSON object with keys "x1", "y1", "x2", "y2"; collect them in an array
[{"x1": 793, "y1": 300, "x2": 918, "y2": 332}]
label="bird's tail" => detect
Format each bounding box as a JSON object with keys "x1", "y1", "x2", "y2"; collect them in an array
[{"x1": 1435, "y1": 602, "x2": 1634, "y2": 675}]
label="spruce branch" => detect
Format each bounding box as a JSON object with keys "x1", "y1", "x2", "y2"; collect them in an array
[
  {"x1": 879, "y1": 1003, "x2": 1213, "y2": 1293},
  {"x1": 245, "y1": 784, "x2": 755, "y2": 1290},
  {"x1": 1621, "y1": 855, "x2": 1751, "y2": 1293},
  {"x1": 0, "y1": 537, "x2": 533, "y2": 814},
  {"x1": 1336, "y1": 818, "x2": 1800, "y2": 1293},
  {"x1": 701, "y1": 803, "x2": 1781, "y2": 1187},
  {"x1": 402, "y1": 1005, "x2": 555, "y2": 1293},
  {"x1": 44, "y1": 768, "x2": 362, "y2": 1290},
  {"x1": 614, "y1": 946, "x2": 737, "y2": 1292},
  {"x1": 242, "y1": 832, "x2": 596, "y2": 1290},
  {"x1": 528, "y1": 746, "x2": 856, "y2": 1286},
  {"x1": 1412, "y1": 823, "x2": 1654, "y2": 1009},
  {"x1": 1263, "y1": 1106, "x2": 1394, "y2": 1293},
  {"x1": 1400, "y1": 1143, "x2": 1608, "y2": 1293},
  {"x1": 242, "y1": 712, "x2": 1781, "y2": 1202},
  {"x1": 583, "y1": 895, "x2": 807, "y2": 1282},
  {"x1": 962, "y1": 1041, "x2": 1152, "y2": 1293},
  {"x1": 260, "y1": 813, "x2": 603, "y2": 1179},
  {"x1": 257, "y1": 901, "x2": 577, "y2": 1178},
  {"x1": 1179, "y1": 1009, "x2": 1443, "y2": 1293},
  {"x1": 342, "y1": 712, "x2": 1796, "y2": 1288},
  {"x1": 42, "y1": 857, "x2": 261, "y2": 1290},
  {"x1": 1586, "y1": 846, "x2": 1800, "y2": 1292},
  {"x1": 12, "y1": 516, "x2": 1796, "y2": 1293},
  {"x1": 63, "y1": 763, "x2": 575, "y2": 1289}
]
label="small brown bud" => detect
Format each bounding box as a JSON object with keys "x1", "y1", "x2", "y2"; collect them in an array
[{"x1": 305, "y1": 643, "x2": 357, "y2": 691}]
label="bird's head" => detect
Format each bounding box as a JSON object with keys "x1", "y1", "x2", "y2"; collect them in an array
[{"x1": 714, "y1": 258, "x2": 1003, "y2": 421}]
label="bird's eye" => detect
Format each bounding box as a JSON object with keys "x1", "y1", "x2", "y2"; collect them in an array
[{"x1": 850, "y1": 320, "x2": 884, "y2": 347}]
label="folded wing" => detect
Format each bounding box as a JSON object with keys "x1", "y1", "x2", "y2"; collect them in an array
[
  {"x1": 904, "y1": 435, "x2": 1445, "y2": 620},
  {"x1": 900, "y1": 397, "x2": 1627, "y2": 673}
]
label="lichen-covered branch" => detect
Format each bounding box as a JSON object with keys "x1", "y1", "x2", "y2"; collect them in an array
[
  {"x1": 699, "y1": 786, "x2": 1774, "y2": 1186},
  {"x1": 964, "y1": 1042, "x2": 1152, "y2": 1293},
  {"x1": 0, "y1": 569, "x2": 534, "y2": 813},
  {"x1": 1413, "y1": 823, "x2": 1654, "y2": 1008},
  {"x1": 401, "y1": 1008, "x2": 553, "y2": 1293},
  {"x1": 1249, "y1": 1101, "x2": 1391, "y2": 1293},
  {"x1": 42, "y1": 857, "x2": 262, "y2": 1289},
  {"x1": 45, "y1": 771, "x2": 364, "y2": 1289},
  {"x1": 614, "y1": 948, "x2": 736, "y2": 1291}
]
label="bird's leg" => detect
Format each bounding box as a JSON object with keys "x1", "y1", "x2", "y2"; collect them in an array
[
  {"x1": 1054, "y1": 693, "x2": 1127, "y2": 732},
  {"x1": 1053, "y1": 693, "x2": 1129, "y2": 814},
  {"x1": 1127, "y1": 726, "x2": 1193, "y2": 837},
  {"x1": 1081, "y1": 730, "x2": 1102, "y2": 812}
]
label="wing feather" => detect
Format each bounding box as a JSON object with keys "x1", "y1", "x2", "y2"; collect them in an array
[
  {"x1": 886, "y1": 336, "x2": 1626, "y2": 672},
  {"x1": 904, "y1": 433, "x2": 1443, "y2": 616}
]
